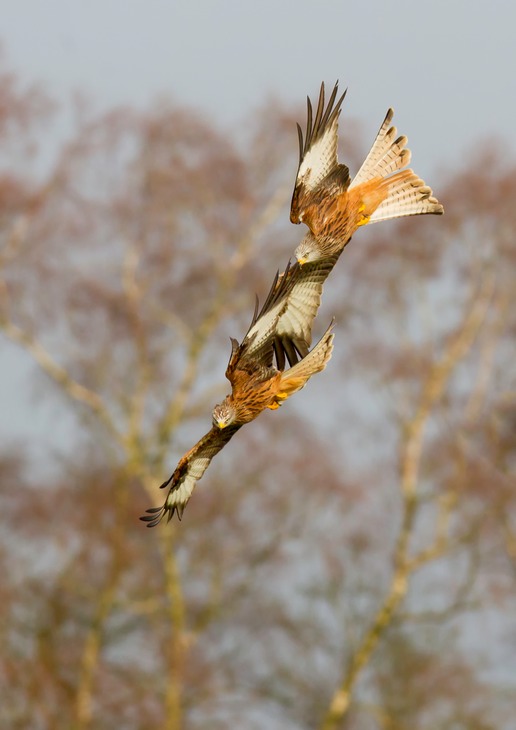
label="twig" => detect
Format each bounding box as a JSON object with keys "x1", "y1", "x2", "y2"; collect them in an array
[{"x1": 0, "y1": 317, "x2": 120, "y2": 442}]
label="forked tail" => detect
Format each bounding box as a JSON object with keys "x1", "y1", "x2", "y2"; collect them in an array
[{"x1": 350, "y1": 109, "x2": 443, "y2": 224}]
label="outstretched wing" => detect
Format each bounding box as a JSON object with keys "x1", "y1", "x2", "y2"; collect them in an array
[
  {"x1": 226, "y1": 262, "x2": 298, "y2": 380},
  {"x1": 272, "y1": 252, "x2": 339, "y2": 368},
  {"x1": 230, "y1": 249, "x2": 339, "y2": 377},
  {"x1": 140, "y1": 424, "x2": 241, "y2": 525},
  {"x1": 290, "y1": 81, "x2": 349, "y2": 227}
]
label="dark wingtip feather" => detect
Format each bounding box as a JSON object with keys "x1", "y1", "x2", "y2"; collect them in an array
[
  {"x1": 145, "y1": 506, "x2": 164, "y2": 514},
  {"x1": 140, "y1": 499, "x2": 186, "y2": 527},
  {"x1": 140, "y1": 504, "x2": 167, "y2": 528},
  {"x1": 273, "y1": 337, "x2": 286, "y2": 372},
  {"x1": 306, "y1": 94, "x2": 313, "y2": 149},
  {"x1": 296, "y1": 122, "x2": 304, "y2": 164},
  {"x1": 300, "y1": 80, "x2": 347, "y2": 160}
]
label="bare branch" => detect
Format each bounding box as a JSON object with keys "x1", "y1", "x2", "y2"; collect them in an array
[
  {"x1": 155, "y1": 181, "x2": 290, "y2": 457},
  {"x1": 0, "y1": 317, "x2": 121, "y2": 441}
]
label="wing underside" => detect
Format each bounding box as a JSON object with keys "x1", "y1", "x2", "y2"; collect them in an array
[
  {"x1": 140, "y1": 424, "x2": 241, "y2": 525},
  {"x1": 238, "y1": 252, "x2": 339, "y2": 371},
  {"x1": 291, "y1": 81, "x2": 349, "y2": 226},
  {"x1": 273, "y1": 252, "x2": 339, "y2": 368}
]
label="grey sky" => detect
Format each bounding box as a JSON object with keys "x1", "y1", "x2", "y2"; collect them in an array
[
  {"x1": 1, "y1": 0, "x2": 514, "y2": 465},
  {"x1": 2, "y1": 0, "x2": 515, "y2": 175}
]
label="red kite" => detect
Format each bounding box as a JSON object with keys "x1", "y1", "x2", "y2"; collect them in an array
[
  {"x1": 291, "y1": 82, "x2": 443, "y2": 263},
  {"x1": 141, "y1": 265, "x2": 334, "y2": 525}
]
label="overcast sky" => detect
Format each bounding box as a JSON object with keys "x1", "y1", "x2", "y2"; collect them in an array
[
  {"x1": 1, "y1": 0, "x2": 514, "y2": 467},
  {"x1": 3, "y1": 0, "x2": 515, "y2": 173}
]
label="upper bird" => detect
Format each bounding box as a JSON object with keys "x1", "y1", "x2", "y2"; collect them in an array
[
  {"x1": 141, "y1": 264, "x2": 334, "y2": 525},
  {"x1": 291, "y1": 82, "x2": 444, "y2": 264}
]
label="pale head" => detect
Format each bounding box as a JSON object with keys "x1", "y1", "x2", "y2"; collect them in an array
[
  {"x1": 295, "y1": 232, "x2": 321, "y2": 265},
  {"x1": 212, "y1": 397, "x2": 237, "y2": 429}
]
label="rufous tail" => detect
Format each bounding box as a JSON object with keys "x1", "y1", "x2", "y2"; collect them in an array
[{"x1": 350, "y1": 109, "x2": 443, "y2": 223}]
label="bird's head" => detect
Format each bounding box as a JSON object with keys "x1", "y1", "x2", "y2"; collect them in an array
[
  {"x1": 295, "y1": 232, "x2": 320, "y2": 266},
  {"x1": 212, "y1": 398, "x2": 237, "y2": 429}
]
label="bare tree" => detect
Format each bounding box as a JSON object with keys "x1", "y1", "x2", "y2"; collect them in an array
[{"x1": 1, "y1": 55, "x2": 515, "y2": 730}]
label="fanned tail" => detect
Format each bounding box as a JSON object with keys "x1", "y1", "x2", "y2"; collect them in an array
[
  {"x1": 349, "y1": 108, "x2": 443, "y2": 223},
  {"x1": 367, "y1": 168, "x2": 444, "y2": 224},
  {"x1": 351, "y1": 109, "x2": 412, "y2": 187}
]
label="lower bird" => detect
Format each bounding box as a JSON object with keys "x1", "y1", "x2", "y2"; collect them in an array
[{"x1": 141, "y1": 266, "x2": 334, "y2": 525}]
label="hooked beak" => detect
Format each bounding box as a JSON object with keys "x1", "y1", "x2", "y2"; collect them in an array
[
  {"x1": 216, "y1": 420, "x2": 227, "y2": 429},
  {"x1": 297, "y1": 256, "x2": 307, "y2": 266}
]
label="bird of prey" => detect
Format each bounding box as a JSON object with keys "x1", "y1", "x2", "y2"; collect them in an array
[
  {"x1": 141, "y1": 265, "x2": 334, "y2": 525},
  {"x1": 291, "y1": 82, "x2": 444, "y2": 264},
  {"x1": 141, "y1": 81, "x2": 445, "y2": 527}
]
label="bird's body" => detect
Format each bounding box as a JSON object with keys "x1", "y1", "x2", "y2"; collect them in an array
[{"x1": 293, "y1": 181, "x2": 384, "y2": 259}]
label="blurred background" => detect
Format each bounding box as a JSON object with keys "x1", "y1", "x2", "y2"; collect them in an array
[{"x1": 1, "y1": 2, "x2": 515, "y2": 728}]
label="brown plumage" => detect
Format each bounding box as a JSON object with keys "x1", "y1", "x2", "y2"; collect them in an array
[
  {"x1": 141, "y1": 80, "x2": 445, "y2": 527},
  {"x1": 291, "y1": 82, "x2": 444, "y2": 264},
  {"x1": 140, "y1": 264, "x2": 335, "y2": 525}
]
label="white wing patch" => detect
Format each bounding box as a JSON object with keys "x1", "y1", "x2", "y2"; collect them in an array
[
  {"x1": 297, "y1": 118, "x2": 339, "y2": 192},
  {"x1": 165, "y1": 473, "x2": 198, "y2": 512},
  {"x1": 244, "y1": 295, "x2": 288, "y2": 358},
  {"x1": 275, "y1": 255, "x2": 337, "y2": 348}
]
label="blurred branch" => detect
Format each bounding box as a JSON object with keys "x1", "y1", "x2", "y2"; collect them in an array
[
  {"x1": 0, "y1": 215, "x2": 28, "y2": 266},
  {"x1": 121, "y1": 242, "x2": 152, "y2": 462},
  {"x1": 465, "y1": 289, "x2": 509, "y2": 422},
  {"x1": 229, "y1": 180, "x2": 291, "y2": 269},
  {"x1": 154, "y1": 181, "x2": 290, "y2": 461},
  {"x1": 499, "y1": 508, "x2": 516, "y2": 578},
  {"x1": 397, "y1": 540, "x2": 481, "y2": 623},
  {"x1": 319, "y1": 271, "x2": 494, "y2": 730},
  {"x1": 407, "y1": 491, "x2": 457, "y2": 570},
  {"x1": 160, "y1": 528, "x2": 186, "y2": 730},
  {"x1": 147, "y1": 299, "x2": 192, "y2": 343},
  {"x1": 74, "y1": 475, "x2": 129, "y2": 729},
  {"x1": 354, "y1": 702, "x2": 397, "y2": 730},
  {"x1": 0, "y1": 316, "x2": 121, "y2": 442},
  {"x1": 74, "y1": 580, "x2": 117, "y2": 729}
]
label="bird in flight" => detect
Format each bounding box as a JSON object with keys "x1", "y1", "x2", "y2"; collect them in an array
[
  {"x1": 291, "y1": 82, "x2": 443, "y2": 264},
  {"x1": 263, "y1": 81, "x2": 444, "y2": 368},
  {"x1": 141, "y1": 264, "x2": 335, "y2": 525},
  {"x1": 142, "y1": 81, "x2": 444, "y2": 526}
]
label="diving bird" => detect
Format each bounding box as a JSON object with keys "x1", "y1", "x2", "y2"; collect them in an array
[
  {"x1": 291, "y1": 82, "x2": 444, "y2": 264},
  {"x1": 141, "y1": 264, "x2": 334, "y2": 525},
  {"x1": 141, "y1": 81, "x2": 445, "y2": 526}
]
